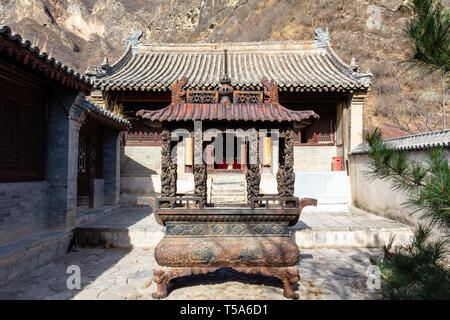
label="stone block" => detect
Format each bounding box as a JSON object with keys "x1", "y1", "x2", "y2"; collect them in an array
[{"x1": 90, "y1": 179, "x2": 105, "y2": 208}]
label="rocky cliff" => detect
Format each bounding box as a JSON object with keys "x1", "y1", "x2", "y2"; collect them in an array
[{"x1": 1, "y1": 0, "x2": 448, "y2": 134}]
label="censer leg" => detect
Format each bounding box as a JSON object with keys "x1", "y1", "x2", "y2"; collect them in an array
[
  {"x1": 152, "y1": 282, "x2": 169, "y2": 299},
  {"x1": 152, "y1": 267, "x2": 191, "y2": 299}
]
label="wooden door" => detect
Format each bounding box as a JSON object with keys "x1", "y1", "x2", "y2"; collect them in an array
[{"x1": 77, "y1": 120, "x2": 103, "y2": 211}]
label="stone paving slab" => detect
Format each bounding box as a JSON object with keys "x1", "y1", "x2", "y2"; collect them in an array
[
  {"x1": 293, "y1": 206, "x2": 414, "y2": 248},
  {"x1": 1, "y1": 247, "x2": 382, "y2": 300},
  {"x1": 293, "y1": 206, "x2": 411, "y2": 231}
]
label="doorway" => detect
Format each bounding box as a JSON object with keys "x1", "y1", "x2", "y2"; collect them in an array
[
  {"x1": 77, "y1": 120, "x2": 103, "y2": 211},
  {"x1": 207, "y1": 132, "x2": 247, "y2": 173}
]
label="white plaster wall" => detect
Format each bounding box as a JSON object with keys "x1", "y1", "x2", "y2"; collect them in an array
[
  {"x1": 294, "y1": 172, "x2": 350, "y2": 212},
  {"x1": 349, "y1": 150, "x2": 449, "y2": 226},
  {"x1": 121, "y1": 146, "x2": 161, "y2": 175},
  {"x1": 294, "y1": 146, "x2": 338, "y2": 172},
  {"x1": 121, "y1": 146, "x2": 160, "y2": 204},
  {"x1": 120, "y1": 145, "x2": 195, "y2": 204}
]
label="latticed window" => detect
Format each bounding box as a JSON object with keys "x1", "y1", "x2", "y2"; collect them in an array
[
  {"x1": 1, "y1": 99, "x2": 21, "y2": 171},
  {"x1": 78, "y1": 134, "x2": 87, "y2": 174},
  {"x1": 295, "y1": 109, "x2": 336, "y2": 145},
  {"x1": 124, "y1": 120, "x2": 162, "y2": 146},
  {"x1": 0, "y1": 97, "x2": 45, "y2": 182}
]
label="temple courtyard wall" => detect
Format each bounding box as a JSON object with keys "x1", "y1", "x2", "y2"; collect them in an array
[
  {"x1": 0, "y1": 182, "x2": 49, "y2": 245},
  {"x1": 349, "y1": 148, "x2": 450, "y2": 226}
]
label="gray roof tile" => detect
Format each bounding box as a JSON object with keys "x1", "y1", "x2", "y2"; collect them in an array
[
  {"x1": 83, "y1": 99, "x2": 131, "y2": 128},
  {"x1": 0, "y1": 25, "x2": 91, "y2": 87},
  {"x1": 352, "y1": 130, "x2": 450, "y2": 154},
  {"x1": 89, "y1": 36, "x2": 372, "y2": 92}
]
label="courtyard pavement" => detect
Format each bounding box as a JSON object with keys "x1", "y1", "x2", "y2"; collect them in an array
[{"x1": 1, "y1": 246, "x2": 381, "y2": 300}]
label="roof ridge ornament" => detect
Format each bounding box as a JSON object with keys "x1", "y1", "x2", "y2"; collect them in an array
[
  {"x1": 101, "y1": 57, "x2": 111, "y2": 73},
  {"x1": 85, "y1": 57, "x2": 111, "y2": 78},
  {"x1": 314, "y1": 27, "x2": 331, "y2": 48},
  {"x1": 219, "y1": 49, "x2": 233, "y2": 104},
  {"x1": 350, "y1": 57, "x2": 359, "y2": 72},
  {"x1": 349, "y1": 57, "x2": 373, "y2": 86},
  {"x1": 126, "y1": 29, "x2": 143, "y2": 52}
]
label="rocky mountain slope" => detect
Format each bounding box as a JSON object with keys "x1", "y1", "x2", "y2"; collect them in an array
[{"x1": 1, "y1": 0, "x2": 448, "y2": 135}]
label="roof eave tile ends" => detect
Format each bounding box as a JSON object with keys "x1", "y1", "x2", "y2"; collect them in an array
[
  {"x1": 83, "y1": 99, "x2": 131, "y2": 129},
  {"x1": 137, "y1": 103, "x2": 319, "y2": 123},
  {"x1": 0, "y1": 25, "x2": 92, "y2": 89},
  {"x1": 91, "y1": 40, "x2": 372, "y2": 93},
  {"x1": 351, "y1": 130, "x2": 450, "y2": 154}
]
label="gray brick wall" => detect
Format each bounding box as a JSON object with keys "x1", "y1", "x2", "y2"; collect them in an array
[
  {"x1": 104, "y1": 128, "x2": 121, "y2": 205},
  {"x1": 0, "y1": 182, "x2": 49, "y2": 245},
  {"x1": 46, "y1": 90, "x2": 84, "y2": 231}
]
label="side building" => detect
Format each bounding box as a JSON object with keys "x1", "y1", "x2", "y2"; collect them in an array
[{"x1": 0, "y1": 25, "x2": 130, "y2": 286}]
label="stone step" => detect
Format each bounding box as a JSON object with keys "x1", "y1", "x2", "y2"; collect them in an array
[
  {"x1": 212, "y1": 183, "x2": 246, "y2": 189},
  {"x1": 211, "y1": 197, "x2": 247, "y2": 204},
  {"x1": 210, "y1": 192, "x2": 247, "y2": 198},
  {"x1": 74, "y1": 206, "x2": 414, "y2": 250},
  {"x1": 211, "y1": 189, "x2": 246, "y2": 195},
  {"x1": 211, "y1": 196, "x2": 247, "y2": 201},
  {"x1": 210, "y1": 178, "x2": 247, "y2": 205},
  {"x1": 212, "y1": 178, "x2": 246, "y2": 183},
  {"x1": 211, "y1": 175, "x2": 246, "y2": 182},
  {"x1": 211, "y1": 190, "x2": 246, "y2": 196},
  {"x1": 210, "y1": 189, "x2": 247, "y2": 195},
  {"x1": 210, "y1": 199, "x2": 247, "y2": 206}
]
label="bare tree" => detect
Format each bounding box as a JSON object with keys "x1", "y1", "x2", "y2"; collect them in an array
[{"x1": 373, "y1": 58, "x2": 448, "y2": 134}]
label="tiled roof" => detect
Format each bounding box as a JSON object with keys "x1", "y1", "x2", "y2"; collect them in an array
[
  {"x1": 351, "y1": 130, "x2": 450, "y2": 154},
  {"x1": 0, "y1": 25, "x2": 91, "y2": 89},
  {"x1": 89, "y1": 29, "x2": 372, "y2": 93},
  {"x1": 83, "y1": 99, "x2": 131, "y2": 129},
  {"x1": 137, "y1": 103, "x2": 319, "y2": 123}
]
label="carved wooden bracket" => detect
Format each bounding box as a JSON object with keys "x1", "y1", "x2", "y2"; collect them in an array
[
  {"x1": 171, "y1": 77, "x2": 188, "y2": 104},
  {"x1": 261, "y1": 77, "x2": 279, "y2": 103}
]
